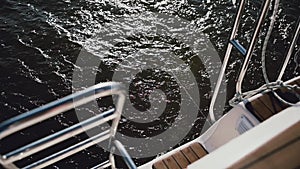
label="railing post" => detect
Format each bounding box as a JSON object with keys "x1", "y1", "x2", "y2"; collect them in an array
[
  {"x1": 0, "y1": 82, "x2": 131, "y2": 169},
  {"x1": 236, "y1": 0, "x2": 272, "y2": 94},
  {"x1": 209, "y1": 0, "x2": 246, "y2": 123},
  {"x1": 277, "y1": 18, "x2": 300, "y2": 81}
]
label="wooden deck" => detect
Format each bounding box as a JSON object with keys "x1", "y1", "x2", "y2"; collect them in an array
[
  {"x1": 152, "y1": 142, "x2": 208, "y2": 169},
  {"x1": 152, "y1": 77, "x2": 299, "y2": 169},
  {"x1": 246, "y1": 77, "x2": 300, "y2": 122}
]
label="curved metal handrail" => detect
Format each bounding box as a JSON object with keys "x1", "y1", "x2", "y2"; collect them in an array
[
  {"x1": 209, "y1": 0, "x2": 246, "y2": 123},
  {"x1": 209, "y1": 0, "x2": 272, "y2": 123},
  {"x1": 235, "y1": 0, "x2": 272, "y2": 94},
  {"x1": 114, "y1": 140, "x2": 137, "y2": 169},
  {"x1": 0, "y1": 82, "x2": 135, "y2": 169},
  {"x1": 0, "y1": 82, "x2": 124, "y2": 139}
]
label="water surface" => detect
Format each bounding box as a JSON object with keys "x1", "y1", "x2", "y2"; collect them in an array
[{"x1": 0, "y1": 0, "x2": 299, "y2": 168}]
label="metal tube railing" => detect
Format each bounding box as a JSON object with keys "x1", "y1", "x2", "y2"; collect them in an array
[
  {"x1": 91, "y1": 160, "x2": 111, "y2": 169},
  {"x1": 236, "y1": 0, "x2": 272, "y2": 94},
  {"x1": 0, "y1": 82, "x2": 124, "y2": 139},
  {"x1": 209, "y1": 0, "x2": 274, "y2": 123},
  {"x1": 114, "y1": 140, "x2": 137, "y2": 169},
  {"x1": 2, "y1": 109, "x2": 116, "y2": 164},
  {"x1": 209, "y1": 0, "x2": 246, "y2": 123},
  {"x1": 277, "y1": 18, "x2": 300, "y2": 81},
  {"x1": 23, "y1": 130, "x2": 111, "y2": 169},
  {"x1": 0, "y1": 82, "x2": 132, "y2": 169}
]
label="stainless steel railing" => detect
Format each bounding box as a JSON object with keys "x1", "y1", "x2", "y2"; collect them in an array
[
  {"x1": 209, "y1": 0, "x2": 272, "y2": 123},
  {"x1": 209, "y1": 0, "x2": 247, "y2": 123},
  {"x1": 0, "y1": 82, "x2": 136, "y2": 169},
  {"x1": 277, "y1": 18, "x2": 300, "y2": 81},
  {"x1": 235, "y1": 0, "x2": 272, "y2": 94}
]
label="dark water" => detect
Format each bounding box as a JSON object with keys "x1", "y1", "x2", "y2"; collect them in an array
[{"x1": 0, "y1": 0, "x2": 299, "y2": 168}]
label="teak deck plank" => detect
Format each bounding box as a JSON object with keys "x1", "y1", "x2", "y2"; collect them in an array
[
  {"x1": 172, "y1": 151, "x2": 190, "y2": 168},
  {"x1": 163, "y1": 156, "x2": 181, "y2": 169},
  {"x1": 257, "y1": 93, "x2": 285, "y2": 114},
  {"x1": 248, "y1": 99, "x2": 274, "y2": 121},
  {"x1": 190, "y1": 142, "x2": 207, "y2": 158},
  {"x1": 153, "y1": 161, "x2": 168, "y2": 169},
  {"x1": 181, "y1": 147, "x2": 199, "y2": 163},
  {"x1": 152, "y1": 142, "x2": 208, "y2": 169},
  {"x1": 246, "y1": 77, "x2": 300, "y2": 122}
]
